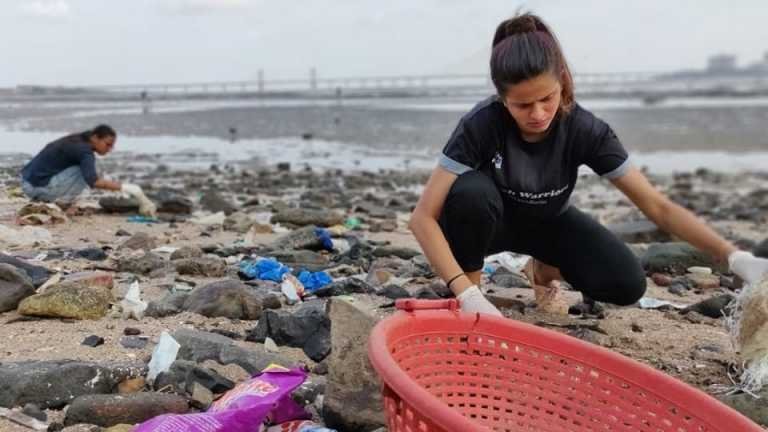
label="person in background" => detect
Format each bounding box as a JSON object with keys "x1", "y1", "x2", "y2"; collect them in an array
[
  {"x1": 408, "y1": 13, "x2": 768, "y2": 316},
  {"x1": 21, "y1": 124, "x2": 155, "y2": 215}
]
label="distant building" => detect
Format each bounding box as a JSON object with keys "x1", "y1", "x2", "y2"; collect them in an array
[{"x1": 707, "y1": 54, "x2": 737, "y2": 73}]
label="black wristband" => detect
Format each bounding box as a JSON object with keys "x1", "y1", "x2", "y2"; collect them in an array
[{"x1": 446, "y1": 272, "x2": 465, "y2": 289}]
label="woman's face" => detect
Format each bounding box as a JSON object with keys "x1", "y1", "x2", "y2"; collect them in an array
[
  {"x1": 91, "y1": 135, "x2": 116, "y2": 155},
  {"x1": 501, "y1": 73, "x2": 562, "y2": 141}
]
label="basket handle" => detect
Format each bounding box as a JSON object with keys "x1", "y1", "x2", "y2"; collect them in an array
[{"x1": 395, "y1": 299, "x2": 459, "y2": 312}]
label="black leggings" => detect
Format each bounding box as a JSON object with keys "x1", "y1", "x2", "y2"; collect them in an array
[{"x1": 439, "y1": 171, "x2": 646, "y2": 306}]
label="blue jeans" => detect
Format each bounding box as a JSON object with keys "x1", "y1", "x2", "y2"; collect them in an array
[{"x1": 21, "y1": 166, "x2": 88, "y2": 204}]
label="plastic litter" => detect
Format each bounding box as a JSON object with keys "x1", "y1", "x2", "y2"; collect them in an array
[
  {"x1": 638, "y1": 297, "x2": 687, "y2": 310},
  {"x1": 314, "y1": 228, "x2": 333, "y2": 251},
  {"x1": 121, "y1": 281, "x2": 148, "y2": 320},
  {"x1": 147, "y1": 331, "x2": 180, "y2": 382},
  {"x1": 240, "y1": 258, "x2": 292, "y2": 282},
  {"x1": 151, "y1": 246, "x2": 178, "y2": 255},
  {"x1": 128, "y1": 215, "x2": 159, "y2": 224},
  {"x1": 135, "y1": 365, "x2": 310, "y2": 432},
  {"x1": 281, "y1": 275, "x2": 304, "y2": 305},
  {"x1": 191, "y1": 211, "x2": 226, "y2": 226},
  {"x1": 0, "y1": 224, "x2": 53, "y2": 247},
  {"x1": 297, "y1": 270, "x2": 332, "y2": 293},
  {"x1": 484, "y1": 251, "x2": 529, "y2": 273},
  {"x1": 330, "y1": 238, "x2": 350, "y2": 254},
  {"x1": 343, "y1": 217, "x2": 361, "y2": 230},
  {"x1": 266, "y1": 421, "x2": 337, "y2": 432}
]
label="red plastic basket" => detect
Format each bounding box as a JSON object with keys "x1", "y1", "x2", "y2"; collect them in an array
[{"x1": 368, "y1": 299, "x2": 762, "y2": 432}]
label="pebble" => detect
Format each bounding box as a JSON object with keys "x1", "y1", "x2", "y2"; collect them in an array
[{"x1": 81, "y1": 335, "x2": 105, "y2": 347}]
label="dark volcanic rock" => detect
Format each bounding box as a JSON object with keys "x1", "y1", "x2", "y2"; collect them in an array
[
  {"x1": 0, "y1": 254, "x2": 51, "y2": 288},
  {"x1": 314, "y1": 278, "x2": 375, "y2": 297},
  {"x1": 99, "y1": 196, "x2": 139, "y2": 213},
  {"x1": 0, "y1": 360, "x2": 142, "y2": 409},
  {"x1": 0, "y1": 263, "x2": 35, "y2": 313},
  {"x1": 641, "y1": 242, "x2": 724, "y2": 274},
  {"x1": 247, "y1": 301, "x2": 331, "y2": 362},
  {"x1": 682, "y1": 294, "x2": 735, "y2": 319}
]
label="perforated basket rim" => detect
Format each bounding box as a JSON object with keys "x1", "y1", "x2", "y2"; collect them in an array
[{"x1": 368, "y1": 304, "x2": 763, "y2": 432}]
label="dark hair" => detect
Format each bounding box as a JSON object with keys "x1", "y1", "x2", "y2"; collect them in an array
[
  {"x1": 490, "y1": 13, "x2": 574, "y2": 113},
  {"x1": 85, "y1": 124, "x2": 117, "y2": 140}
]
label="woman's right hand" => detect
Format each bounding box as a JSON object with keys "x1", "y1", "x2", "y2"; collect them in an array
[{"x1": 457, "y1": 285, "x2": 503, "y2": 316}]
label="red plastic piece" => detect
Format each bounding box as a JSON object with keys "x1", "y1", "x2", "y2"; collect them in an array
[{"x1": 368, "y1": 299, "x2": 761, "y2": 431}]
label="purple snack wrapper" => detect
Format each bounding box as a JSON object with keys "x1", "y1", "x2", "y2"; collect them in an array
[{"x1": 135, "y1": 366, "x2": 310, "y2": 432}]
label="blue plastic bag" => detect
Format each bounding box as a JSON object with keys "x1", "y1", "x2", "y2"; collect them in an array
[
  {"x1": 298, "y1": 270, "x2": 332, "y2": 292},
  {"x1": 240, "y1": 258, "x2": 291, "y2": 282},
  {"x1": 313, "y1": 228, "x2": 334, "y2": 251}
]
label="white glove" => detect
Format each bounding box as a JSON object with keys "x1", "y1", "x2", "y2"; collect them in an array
[
  {"x1": 121, "y1": 183, "x2": 143, "y2": 197},
  {"x1": 729, "y1": 251, "x2": 768, "y2": 286},
  {"x1": 457, "y1": 285, "x2": 503, "y2": 317},
  {"x1": 121, "y1": 183, "x2": 157, "y2": 218}
]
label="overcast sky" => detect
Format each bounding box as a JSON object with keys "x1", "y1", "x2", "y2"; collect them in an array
[{"x1": 1, "y1": 0, "x2": 766, "y2": 87}]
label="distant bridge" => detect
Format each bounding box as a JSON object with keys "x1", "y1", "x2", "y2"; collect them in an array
[{"x1": 11, "y1": 70, "x2": 768, "y2": 101}]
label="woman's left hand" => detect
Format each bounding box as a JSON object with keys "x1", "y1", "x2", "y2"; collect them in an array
[{"x1": 729, "y1": 251, "x2": 768, "y2": 286}]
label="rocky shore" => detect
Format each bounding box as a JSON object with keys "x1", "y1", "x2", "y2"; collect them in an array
[{"x1": 1, "y1": 159, "x2": 767, "y2": 431}]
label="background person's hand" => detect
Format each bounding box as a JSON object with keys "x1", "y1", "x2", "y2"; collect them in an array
[
  {"x1": 457, "y1": 285, "x2": 503, "y2": 317},
  {"x1": 729, "y1": 251, "x2": 768, "y2": 286},
  {"x1": 120, "y1": 183, "x2": 143, "y2": 197}
]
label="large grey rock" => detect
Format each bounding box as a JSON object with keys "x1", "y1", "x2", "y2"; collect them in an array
[
  {"x1": 0, "y1": 361, "x2": 142, "y2": 409},
  {"x1": 170, "y1": 246, "x2": 203, "y2": 261},
  {"x1": 152, "y1": 189, "x2": 194, "y2": 215},
  {"x1": 0, "y1": 254, "x2": 51, "y2": 287},
  {"x1": 64, "y1": 393, "x2": 188, "y2": 427},
  {"x1": 18, "y1": 278, "x2": 114, "y2": 320},
  {"x1": 0, "y1": 263, "x2": 35, "y2": 312},
  {"x1": 223, "y1": 212, "x2": 254, "y2": 233},
  {"x1": 174, "y1": 257, "x2": 227, "y2": 277},
  {"x1": 171, "y1": 328, "x2": 288, "y2": 374},
  {"x1": 641, "y1": 242, "x2": 724, "y2": 274},
  {"x1": 271, "y1": 250, "x2": 330, "y2": 272},
  {"x1": 117, "y1": 253, "x2": 166, "y2": 275},
  {"x1": 271, "y1": 208, "x2": 344, "y2": 228},
  {"x1": 119, "y1": 232, "x2": 157, "y2": 252},
  {"x1": 183, "y1": 280, "x2": 262, "y2": 320},
  {"x1": 200, "y1": 191, "x2": 237, "y2": 215},
  {"x1": 323, "y1": 298, "x2": 385, "y2": 431},
  {"x1": 272, "y1": 225, "x2": 325, "y2": 250},
  {"x1": 145, "y1": 292, "x2": 189, "y2": 318},
  {"x1": 246, "y1": 300, "x2": 331, "y2": 362}
]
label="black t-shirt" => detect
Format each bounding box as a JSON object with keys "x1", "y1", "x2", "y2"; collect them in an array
[
  {"x1": 440, "y1": 96, "x2": 630, "y2": 218},
  {"x1": 21, "y1": 133, "x2": 98, "y2": 188}
]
